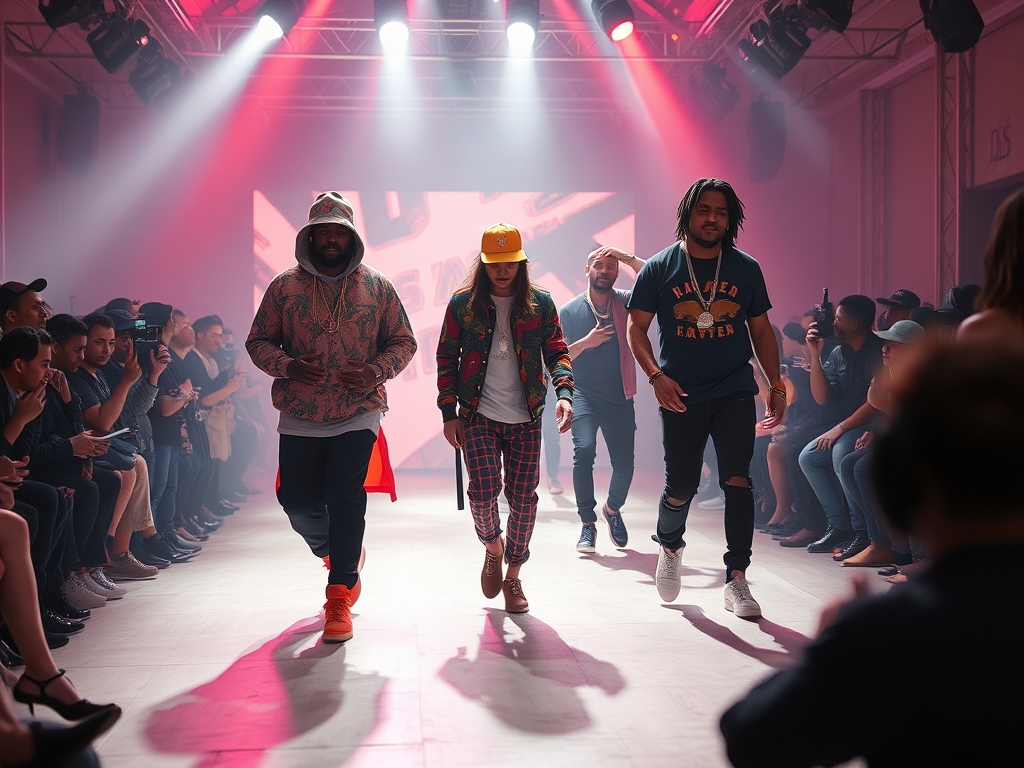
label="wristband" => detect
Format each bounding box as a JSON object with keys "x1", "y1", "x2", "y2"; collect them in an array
[
  {"x1": 648, "y1": 370, "x2": 664, "y2": 385},
  {"x1": 769, "y1": 385, "x2": 786, "y2": 398}
]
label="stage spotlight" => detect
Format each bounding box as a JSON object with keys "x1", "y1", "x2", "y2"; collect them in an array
[
  {"x1": 921, "y1": 0, "x2": 984, "y2": 53},
  {"x1": 375, "y1": 0, "x2": 409, "y2": 56},
  {"x1": 256, "y1": 0, "x2": 300, "y2": 41},
  {"x1": 592, "y1": 0, "x2": 634, "y2": 42},
  {"x1": 506, "y1": 0, "x2": 539, "y2": 56},
  {"x1": 37, "y1": 0, "x2": 103, "y2": 30},
  {"x1": 129, "y1": 47, "x2": 181, "y2": 106},
  {"x1": 736, "y1": 0, "x2": 811, "y2": 80},
  {"x1": 798, "y1": 0, "x2": 853, "y2": 33},
  {"x1": 686, "y1": 62, "x2": 740, "y2": 122},
  {"x1": 87, "y1": 11, "x2": 149, "y2": 74}
]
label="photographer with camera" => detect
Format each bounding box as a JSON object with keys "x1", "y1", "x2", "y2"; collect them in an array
[{"x1": 797, "y1": 295, "x2": 883, "y2": 556}]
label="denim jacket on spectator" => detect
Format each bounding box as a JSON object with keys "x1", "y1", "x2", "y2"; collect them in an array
[{"x1": 436, "y1": 287, "x2": 573, "y2": 424}]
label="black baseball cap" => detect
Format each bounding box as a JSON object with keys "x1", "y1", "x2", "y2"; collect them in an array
[
  {"x1": 876, "y1": 289, "x2": 921, "y2": 309},
  {"x1": 936, "y1": 284, "x2": 981, "y2": 321},
  {"x1": 782, "y1": 322, "x2": 806, "y2": 343},
  {"x1": 138, "y1": 302, "x2": 174, "y2": 327},
  {"x1": 0, "y1": 279, "x2": 47, "y2": 316},
  {"x1": 105, "y1": 309, "x2": 136, "y2": 333}
]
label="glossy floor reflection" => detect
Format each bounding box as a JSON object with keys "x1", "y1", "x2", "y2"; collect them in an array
[{"x1": 27, "y1": 469, "x2": 875, "y2": 767}]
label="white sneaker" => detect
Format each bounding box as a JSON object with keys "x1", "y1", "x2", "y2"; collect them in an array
[
  {"x1": 724, "y1": 573, "x2": 762, "y2": 619},
  {"x1": 655, "y1": 543, "x2": 684, "y2": 602},
  {"x1": 85, "y1": 568, "x2": 127, "y2": 599},
  {"x1": 697, "y1": 496, "x2": 725, "y2": 510},
  {"x1": 64, "y1": 574, "x2": 106, "y2": 610}
]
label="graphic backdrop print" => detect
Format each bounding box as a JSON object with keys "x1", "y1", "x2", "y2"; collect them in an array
[{"x1": 255, "y1": 191, "x2": 635, "y2": 468}]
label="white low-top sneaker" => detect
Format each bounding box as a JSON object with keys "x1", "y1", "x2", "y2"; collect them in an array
[
  {"x1": 656, "y1": 543, "x2": 684, "y2": 602},
  {"x1": 86, "y1": 568, "x2": 127, "y2": 599},
  {"x1": 64, "y1": 574, "x2": 106, "y2": 610},
  {"x1": 724, "y1": 573, "x2": 762, "y2": 619}
]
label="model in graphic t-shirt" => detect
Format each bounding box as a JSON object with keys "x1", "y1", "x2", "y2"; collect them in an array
[
  {"x1": 436, "y1": 223, "x2": 574, "y2": 614},
  {"x1": 625, "y1": 178, "x2": 786, "y2": 620}
]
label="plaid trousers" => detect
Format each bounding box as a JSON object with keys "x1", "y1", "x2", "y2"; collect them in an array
[{"x1": 462, "y1": 413, "x2": 542, "y2": 566}]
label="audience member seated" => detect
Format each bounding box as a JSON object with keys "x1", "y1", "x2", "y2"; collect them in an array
[
  {"x1": 29, "y1": 315, "x2": 124, "y2": 612},
  {"x1": 0, "y1": 280, "x2": 48, "y2": 335},
  {"x1": 720, "y1": 345, "x2": 1024, "y2": 768},
  {"x1": 0, "y1": 506, "x2": 120, "y2": 768},
  {"x1": 0, "y1": 328, "x2": 74, "y2": 648},
  {"x1": 836, "y1": 320, "x2": 925, "y2": 568},
  {"x1": 797, "y1": 295, "x2": 883, "y2": 558},
  {"x1": 874, "y1": 289, "x2": 920, "y2": 331},
  {"x1": 66, "y1": 315, "x2": 184, "y2": 572}
]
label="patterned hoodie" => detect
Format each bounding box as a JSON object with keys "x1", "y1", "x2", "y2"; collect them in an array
[{"x1": 246, "y1": 193, "x2": 417, "y2": 424}]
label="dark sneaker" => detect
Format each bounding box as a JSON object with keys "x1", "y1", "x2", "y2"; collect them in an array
[
  {"x1": 576, "y1": 524, "x2": 597, "y2": 553},
  {"x1": 602, "y1": 504, "x2": 628, "y2": 548},
  {"x1": 806, "y1": 525, "x2": 854, "y2": 554}
]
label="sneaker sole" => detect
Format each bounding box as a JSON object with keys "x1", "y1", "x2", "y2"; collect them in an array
[
  {"x1": 576, "y1": 543, "x2": 596, "y2": 553},
  {"x1": 108, "y1": 573, "x2": 158, "y2": 581},
  {"x1": 656, "y1": 584, "x2": 681, "y2": 603},
  {"x1": 724, "y1": 600, "x2": 762, "y2": 619},
  {"x1": 322, "y1": 630, "x2": 353, "y2": 643}
]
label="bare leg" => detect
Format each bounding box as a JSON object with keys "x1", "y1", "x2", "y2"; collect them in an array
[
  {"x1": 0, "y1": 511, "x2": 86, "y2": 707},
  {"x1": 764, "y1": 441, "x2": 792, "y2": 526},
  {"x1": 107, "y1": 468, "x2": 137, "y2": 545},
  {"x1": 506, "y1": 563, "x2": 522, "y2": 579}
]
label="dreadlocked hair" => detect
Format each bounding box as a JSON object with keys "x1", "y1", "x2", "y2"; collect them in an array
[{"x1": 674, "y1": 178, "x2": 746, "y2": 247}]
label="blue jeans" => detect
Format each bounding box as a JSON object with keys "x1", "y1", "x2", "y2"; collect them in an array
[
  {"x1": 570, "y1": 395, "x2": 635, "y2": 523},
  {"x1": 839, "y1": 449, "x2": 891, "y2": 546},
  {"x1": 798, "y1": 426, "x2": 867, "y2": 530},
  {"x1": 149, "y1": 444, "x2": 179, "y2": 534},
  {"x1": 541, "y1": 385, "x2": 562, "y2": 482}
]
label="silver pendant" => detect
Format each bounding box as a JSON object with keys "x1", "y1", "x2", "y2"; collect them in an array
[
  {"x1": 498, "y1": 336, "x2": 509, "y2": 353},
  {"x1": 697, "y1": 311, "x2": 715, "y2": 330}
]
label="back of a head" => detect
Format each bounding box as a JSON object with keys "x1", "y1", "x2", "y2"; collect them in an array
[
  {"x1": 876, "y1": 346, "x2": 1024, "y2": 531},
  {"x1": 979, "y1": 187, "x2": 1024, "y2": 318}
]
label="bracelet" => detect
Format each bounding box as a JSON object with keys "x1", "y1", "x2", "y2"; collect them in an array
[
  {"x1": 769, "y1": 386, "x2": 786, "y2": 398},
  {"x1": 836, "y1": 422, "x2": 846, "y2": 433},
  {"x1": 648, "y1": 370, "x2": 664, "y2": 385}
]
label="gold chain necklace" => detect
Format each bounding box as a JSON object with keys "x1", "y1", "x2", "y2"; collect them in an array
[
  {"x1": 312, "y1": 275, "x2": 345, "y2": 334},
  {"x1": 585, "y1": 289, "x2": 612, "y2": 322}
]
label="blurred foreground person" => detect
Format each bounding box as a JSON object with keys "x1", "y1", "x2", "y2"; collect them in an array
[{"x1": 720, "y1": 345, "x2": 1024, "y2": 767}]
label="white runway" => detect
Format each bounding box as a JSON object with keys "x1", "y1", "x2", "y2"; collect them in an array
[{"x1": 29, "y1": 469, "x2": 875, "y2": 768}]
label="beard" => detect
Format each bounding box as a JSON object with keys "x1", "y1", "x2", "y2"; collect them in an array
[
  {"x1": 589, "y1": 275, "x2": 615, "y2": 293},
  {"x1": 687, "y1": 224, "x2": 725, "y2": 250},
  {"x1": 312, "y1": 240, "x2": 354, "y2": 271}
]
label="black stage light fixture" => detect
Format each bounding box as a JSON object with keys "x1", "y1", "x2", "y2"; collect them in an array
[
  {"x1": 506, "y1": 0, "x2": 540, "y2": 56},
  {"x1": 686, "y1": 63, "x2": 740, "y2": 122},
  {"x1": 87, "y1": 11, "x2": 149, "y2": 73},
  {"x1": 592, "y1": 0, "x2": 635, "y2": 42},
  {"x1": 737, "y1": 0, "x2": 812, "y2": 80},
  {"x1": 129, "y1": 44, "x2": 181, "y2": 106},
  {"x1": 920, "y1": 0, "x2": 984, "y2": 53},
  {"x1": 798, "y1": 0, "x2": 853, "y2": 32},
  {"x1": 256, "y1": 0, "x2": 301, "y2": 40},
  {"x1": 38, "y1": 0, "x2": 103, "y2": 29}
]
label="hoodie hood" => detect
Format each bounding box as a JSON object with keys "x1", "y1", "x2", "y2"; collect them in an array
[{"x1": 295, "y1": 192, "x2": 366, "y2": 281}]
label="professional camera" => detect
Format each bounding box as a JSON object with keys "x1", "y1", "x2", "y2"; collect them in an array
[
  {"x1": 812, "y1": 288, "x2": 834, "y2": 337},
  {"x1": 130, "y1": 318, "x2": 162, "y2": 344}
]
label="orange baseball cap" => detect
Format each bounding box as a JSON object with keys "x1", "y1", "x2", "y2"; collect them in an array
[{"x1": 480, "y1": 223, "x2": 528, "y2": 264}]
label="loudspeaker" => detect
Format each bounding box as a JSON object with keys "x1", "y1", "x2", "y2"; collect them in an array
[
  {"x1": 56, "y1": 90, "x2": 100, "y2": 175},
  {"x1": 748, "y1": 97, "x2": 786, "y2": 182},
  {"x1": 920, "y1": 0, "x2": 984, "y2": 53}
]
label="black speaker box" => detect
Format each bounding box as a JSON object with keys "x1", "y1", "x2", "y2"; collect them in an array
[
  {"x1": 748, "y1": 98, "x2": 786, "y2": 182},
  {"x1": 56, "y1": 91, "x2": 101, "y2": 175}
]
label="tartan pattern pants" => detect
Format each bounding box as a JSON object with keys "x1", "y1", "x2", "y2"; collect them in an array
[{"x1": 462, "y1": 413, "x2": 542, "y2": 566}]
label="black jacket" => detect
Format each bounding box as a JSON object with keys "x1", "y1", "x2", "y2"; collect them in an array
[{"x1": 0, "y1": 378, "x2": 41, "y2": 460}]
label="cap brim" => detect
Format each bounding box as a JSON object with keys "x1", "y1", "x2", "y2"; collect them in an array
[
  {"x1": 480, "y1": 250, "x2": 528, "y2": 264},
  {"x1": 26, "y1": 278, "x2": 47, "y2": 293},
  {"x1": 876, "y1": 298, "x2": 908, "y2": 307},
  {"x1": 873, "y1": 330, "x2": 901, "y2": 341}
]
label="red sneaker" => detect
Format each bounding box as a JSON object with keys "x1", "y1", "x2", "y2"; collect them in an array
[{"x1": 322, "y1": 585, "x2": 354, "y2": 643}]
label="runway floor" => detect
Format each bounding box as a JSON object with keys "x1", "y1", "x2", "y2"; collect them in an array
[{"x1": 27, "y1": 469, "x2": 877, "y2": 768}]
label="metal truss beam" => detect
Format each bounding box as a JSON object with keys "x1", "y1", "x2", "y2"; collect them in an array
[
  {"x1": 936, "y1": 45, "x2": 973, "y2": 301},
  {"x1": 7, "y1": 19, "x2": 909, "y2": 64}
]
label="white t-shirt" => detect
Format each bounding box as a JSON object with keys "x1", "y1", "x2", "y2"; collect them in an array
[{"x1": 476, "y1": 295, "x2": 531, "y2": 424}]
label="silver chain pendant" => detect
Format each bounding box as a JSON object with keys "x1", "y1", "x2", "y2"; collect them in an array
[{"x1": 697, "y1": 311, "x2": 715, "y2": 330}]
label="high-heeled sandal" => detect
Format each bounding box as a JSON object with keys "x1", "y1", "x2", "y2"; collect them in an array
[
  {"x1": 0, "y1": 637, "x2": 24, "y2": 668},
  {"x1": 13, "y1": 669, "x2": 119, "y2": 721},
  {"x1": 8, "y1": 706, "x2": 122, "y2": 768}
]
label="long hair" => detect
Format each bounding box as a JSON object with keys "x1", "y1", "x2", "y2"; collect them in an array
[
  {"x1": 674, "y1": 178, "x2": 746, "y2": 247},
  {"x1": 978, "y1": 186, "x2": 1024, "y2": 320},
  {"x1": 463, "y1": 256, "x2": 537, "y2": 317}
]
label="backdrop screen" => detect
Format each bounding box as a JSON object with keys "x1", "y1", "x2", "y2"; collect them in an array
[{"x1": 254, "y1": 191, "x2": 635, "y2": 469}]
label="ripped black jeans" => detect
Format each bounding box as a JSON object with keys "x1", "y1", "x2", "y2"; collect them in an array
[{"x1": 658, "y1": 390, "x2": 756, "y2": 579}]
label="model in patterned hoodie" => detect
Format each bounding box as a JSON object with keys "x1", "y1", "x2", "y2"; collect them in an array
[{"x1": 246, "y1": 192, "x2": 416, "y2": 644}]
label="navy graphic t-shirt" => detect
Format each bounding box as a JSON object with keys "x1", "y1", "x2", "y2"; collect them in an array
[{"x1": 627, "y1": 243, "x2": 771, "y2": 404}]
